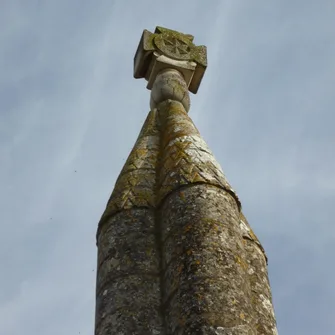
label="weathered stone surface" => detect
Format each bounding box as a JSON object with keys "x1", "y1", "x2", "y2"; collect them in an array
[
  {"x1": 97, "y1": 109, "x2": 160, "y2": 237},
  {"x1": 95, "y1": 209, "x2": 163, "y2": 335},
  {"x1": 156, "y1": 100, "x2": 240, "y2": 208},
  {"x1": 97, "y1": 226, "x2": 158, "y2": 290},
  {"x1": 97, "y1": 209, "x2": 156, "y2": 267},
  {"x1": 95, "y1": 275, "x2": 162, "y2": 335},
  {"x1": 160, "y1": 185, "x2": 255, "y2": 334},
  {"x1": 240, "y1": 215, "x2": 277, "y2": 335}
]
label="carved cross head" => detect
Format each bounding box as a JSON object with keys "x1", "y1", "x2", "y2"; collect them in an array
[{"x1": 134, "y1": 26, "x2": 207, "y2": 94}]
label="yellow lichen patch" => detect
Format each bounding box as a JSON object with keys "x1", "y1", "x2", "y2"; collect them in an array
[
  {"x1": 121, "y1": 143, "x2": 158, "y2": 175},
  {"x1": 156, "y1": 101, "x2": 239, "y2": 205},
  {"x1": 235, "y1": 255, "x2": 248, "y2": 271},
  {"x1": 240, "y1": 312, "x2": 245, "y2": 320},
  {"x1": 173, "y1": 140, "x2": 194, "y2": 156},
  {"x1": 153, "y1": 26, "x2": 207, "y2": 68},
  {"x1": 133, "y1": 148, "x2": 148, "y2": 157},
  {"x1": 161, "y1": 129, "x2": 195, "y2": 154},
  {"x1": 202, "y1": 218, "x2": 221, "y2": 231},
  {"x1": 146, "y1": 248, "x2": 153, "y2": 256},
  {"x1": 248, "y1": 228, "x2": 258, "y2": 242},
  {"x1": 183, "y1": 223, "x2": 192, "y2": 233},
  {"x1": 158, "y1": 102, "x2": 199, "y2": 148},
  {"x1": 251, "y1": 296, "x2": 258, "y2": 305},
  {"x1": 255, "y1": 323, "x2": 263, "y2": 331},
  {"x1": 196, "y1": 292, "x2": 204, "y2": 302},
  {"x1": 102, "y1": 171, "x2": 156, "y2": 218},
  {"x1": 98, "y1": 109, "x2": 160, "y2": 227},
  {"x1": 136, "y1": 109, "x2": 159, "y2": 137}
]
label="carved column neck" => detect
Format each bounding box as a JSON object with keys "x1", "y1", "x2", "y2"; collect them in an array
[{"x1": 150, "y1": 68, "x2": 190, "y2": 112}]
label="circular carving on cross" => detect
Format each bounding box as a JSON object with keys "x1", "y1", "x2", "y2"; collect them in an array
[{"x1": 154, "y1": 33, "x2": 193, "y2": 60}]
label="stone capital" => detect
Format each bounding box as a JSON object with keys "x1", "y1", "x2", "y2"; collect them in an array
[{"x1": 134, "y1": 26, "x2": 207, "y2": 94}]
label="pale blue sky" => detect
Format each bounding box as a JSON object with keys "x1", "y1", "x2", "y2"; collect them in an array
[{"x1": 1, "y1": 1, "x2": 335, "y2": 334}]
